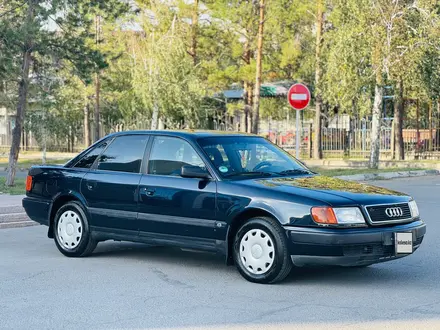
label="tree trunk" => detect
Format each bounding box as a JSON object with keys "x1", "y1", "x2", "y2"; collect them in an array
[
  {"x1": 242, "y1": 37, "x2": 253, "y2": 133},
  {"x1": 71, "y1": 127, "x2": 74, "y2": 152},
  {"x1": 6, "y1": 1, "x2": 35, "y2": 186},
  {"x1": 190, "y1": 0, "x2": 198, "y2": 65},
  {"x1": 244, "y1": 83, "x2": 254, "y2": 133},
  {"x1": 251, "y1": 0, "x2": 265, "y2": 134},
  {"x1": 83, "y1": 101, "x2": 91, "y2": 147},
  {"x1": 94, "y1": 15, "x2": 101, "y2": 142},
  {"x1": 429, "y1": 100, "x2": 433, "y2": 151},
  {"x1": 313, "y1": 0, "x2": 324, "y2": 159},
  {"x1": 416, "y1": 99, "x2": 420, "y2": 152},
  {"x1": 94, "y1": 73, "x2": 100, "y2": 141},
  {"x1": 243, "y1": 82, "x2": 249, "y2": 133},
  {"x1": 151, "y1": 104, "x2": 159, "y2": 130},
  {"x1": 369, "y1": 84, "x2": 383, "y2": 169},
  {"x1": 394, "y1": 78, "x2": 404, "y2": 160}
]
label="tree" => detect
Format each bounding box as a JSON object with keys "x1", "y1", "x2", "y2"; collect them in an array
[
  {"x1": 207, "y1": 1, "x2": 259, "y2": 132},
  {"x1": 313, "y1": 0, "x2": 324, "y2": 159},
  {"x1": 112, "y1": 3, "x2": 207, "y2": 129},
  {"x1": 251, "y1": 0, "x2": 266, "y2": 134},
  {"x1": 323, "y1": 0, "x2": 439, "y2": 167},
  {"x1": 190, "y1": 0, "x2": 199, "y2": 65},
  {"x1": 94, "y1": 15, "x2": 102, "y2": 141},
  {"x1": 0, "y1": 0, "x2": 128, "y2": 186},
  {"x1": 394, "y1": 77, "x2": 404, "y2": 160},
  {"x1": 2, "y1": 0, "x2": 36, "y2": 186}
]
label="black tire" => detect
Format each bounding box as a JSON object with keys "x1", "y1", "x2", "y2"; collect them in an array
[
  {"x1": 233, "y1": 216, "x2": 293, "y2": 284},
  {"x1": 53, "y1": 201, "x2": 97, "y2": 257}
]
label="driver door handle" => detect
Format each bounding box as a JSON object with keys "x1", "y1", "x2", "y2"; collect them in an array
[{"x1": 141, "y1": 187, "x2": 155, "y2": 196}]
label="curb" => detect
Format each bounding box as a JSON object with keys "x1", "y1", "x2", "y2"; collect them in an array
[
  {"x1": 335, "y1": 169, "x2": 440, "y2": 181},
  {"x1": 0, "y1": 221, "x2": 38, "y2": 229},
  {"x1": 1, "y1": 167, "x2": 29, "y2": 172}
]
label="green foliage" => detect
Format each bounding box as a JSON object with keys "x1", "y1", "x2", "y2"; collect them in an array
[
  {"x1": 2, "y1": 0, "x2": 440, "y2": 155},
  {"x1": 322, "y1": 0, "x2": 440, "y2": 117}
]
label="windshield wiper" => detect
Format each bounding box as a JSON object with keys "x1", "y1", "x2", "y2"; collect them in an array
[
  {"x1": 277, "y1": 169, "x2": 314, "y2": 176},
  {"x1": 223, "y1": 171, "x2": 277, "y2": 178}
]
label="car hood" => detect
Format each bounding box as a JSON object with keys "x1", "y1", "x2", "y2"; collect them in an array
[{"x1": 238, "y1": 175, "x2": 410, "y2": 206}]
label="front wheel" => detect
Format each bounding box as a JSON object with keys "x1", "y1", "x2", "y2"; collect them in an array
[
  {"x1": 53, "y1": 201, "x2": 97, "y2": 257},
  {"x1": 233, "y1": 217, "x2": 293, "y2": 284}
]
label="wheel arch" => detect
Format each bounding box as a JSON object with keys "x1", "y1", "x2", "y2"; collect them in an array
[
  {"x1": 48, "y1": 192, "x2": 88, "y2": 239},
  {"x1": 225, "y1": 207, "x2": 281, "y2": 265}
]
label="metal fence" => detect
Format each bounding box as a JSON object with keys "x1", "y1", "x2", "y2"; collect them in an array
[
  {"x1": 256, "y1": 117, "x2": 440, "y2": 160},
  {"x1": 2, "y1": 114, "x2": 440, "y2": 160}
]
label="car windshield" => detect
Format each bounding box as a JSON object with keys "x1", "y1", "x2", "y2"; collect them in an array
[{"x1": 197, "y1": 136, "x2": 313, "y2": 179}]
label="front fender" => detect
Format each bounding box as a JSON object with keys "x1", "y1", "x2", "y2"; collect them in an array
[{"x1": 232, "y1": 198, "x2": 311, "y2": 226}]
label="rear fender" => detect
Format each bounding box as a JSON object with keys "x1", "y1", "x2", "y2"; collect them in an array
[{"x1": 47, "y1": 191, "x2": 89, "y2": 238}]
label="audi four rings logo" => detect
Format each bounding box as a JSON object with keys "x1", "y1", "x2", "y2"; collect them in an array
[{"x1": 385, "y1": 207, "x2": 403, "y2": 217}]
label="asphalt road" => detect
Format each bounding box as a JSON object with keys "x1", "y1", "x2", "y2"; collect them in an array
[
  {"x1": 0, "y1": 171, "x2": 28, "y2": 178},
  {"x1": 1, "y1": 176, "x2": 440, "y2": 329}
]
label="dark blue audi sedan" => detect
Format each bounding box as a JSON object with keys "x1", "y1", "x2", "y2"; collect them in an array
[{"x1": 23, "y1": 131, "x2": 425, "y2": 284}]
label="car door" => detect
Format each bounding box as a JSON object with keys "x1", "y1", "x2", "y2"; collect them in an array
[
  {"x1": 81, "y1": 134, "x2": 149, "y2": 234},
  {"x1": 138, "y1": 135, "x2": 218, "y2": 249}
]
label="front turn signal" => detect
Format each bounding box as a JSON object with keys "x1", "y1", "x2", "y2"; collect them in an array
[
  {"x1": 311, "y1": 207, "x2": 337, "y2": 225},
  {"x1": 25, "y1": 175, "x2": 33, "y2": 192}
]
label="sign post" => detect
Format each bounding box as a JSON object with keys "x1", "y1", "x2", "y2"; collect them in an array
[{"x1": 287, "y1": 83, "x2": 311, "y2": 158}]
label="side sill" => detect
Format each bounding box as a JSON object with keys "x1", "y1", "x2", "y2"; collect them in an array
[{"x1": 90, "y1": 226, "x2": 225, "y2": 254}]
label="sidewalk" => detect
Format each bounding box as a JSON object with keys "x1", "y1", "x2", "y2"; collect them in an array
[
  {"x1": 335, "y1": 169, "x2": 439, "y2": 181},
  {"x1": 0, "y1": 195, "x2": 36, "y2": 229},
  {"x1": 303, "y1": 159, "x2": 440, "y2": 170}
]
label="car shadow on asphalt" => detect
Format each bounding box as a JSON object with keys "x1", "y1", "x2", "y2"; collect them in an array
[
  {"x1": 90, "y1": 240, "x2": 426, "y2": 287},
  {"x1": 283, "y1": 265, "x2": 397, "y2": 285},
  {"x1": 92, "y1": 241, "x2": 227, "y2": 269}
]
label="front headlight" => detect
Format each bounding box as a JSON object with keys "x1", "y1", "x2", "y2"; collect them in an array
[
  {"x1": 333, "y1": 207, "x2": 366, "y2": 225},
  {"x1": 409, "y1": 200, "x2": 419, "y2": 218},
  {"x1": 311, "y1": 206, "x2": 366, "y2": 226}
]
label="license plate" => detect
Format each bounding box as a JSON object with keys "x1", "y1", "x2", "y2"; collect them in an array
[{"x1": 395, "y1": 232, "x2": 413, "y2": 254}]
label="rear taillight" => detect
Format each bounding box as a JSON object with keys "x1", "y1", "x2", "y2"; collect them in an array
[{"x1": 25, "y1": 175, "x2": 33, "y2": 192}]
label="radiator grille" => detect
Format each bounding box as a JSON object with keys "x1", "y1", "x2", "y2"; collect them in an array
[{"x1": 365, "y1": 203, "x2": 412, "y2": 224}]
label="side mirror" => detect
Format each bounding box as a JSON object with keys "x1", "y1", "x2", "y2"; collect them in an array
[{"x1": 181, "y1": 165, "x2": 212, "y2": 180}]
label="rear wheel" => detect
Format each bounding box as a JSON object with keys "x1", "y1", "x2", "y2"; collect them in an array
[
  {"x1": 233, "y1": 217, "x2": 292, "y2": 284},
  {"x1": 53, "y1": 201, "x2": 97, "y2": 257}
]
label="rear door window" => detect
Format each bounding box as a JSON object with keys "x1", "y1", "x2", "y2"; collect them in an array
[{"x1": 73, "y1": 141, "x2": 109, "y2": 169}]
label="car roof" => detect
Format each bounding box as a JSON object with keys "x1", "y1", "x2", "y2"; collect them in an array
[{"x1": 107, "y1": 130, "x2": 261, "y2": 141}]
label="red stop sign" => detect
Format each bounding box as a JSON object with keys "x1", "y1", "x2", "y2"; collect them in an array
[{"x1": 287, "y1": 83, "x2": 311, "y2": 110}]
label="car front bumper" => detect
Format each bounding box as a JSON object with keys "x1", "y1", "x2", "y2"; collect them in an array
[{"x1": 285, "y1": 220, "x2": 426, "y2": 267}]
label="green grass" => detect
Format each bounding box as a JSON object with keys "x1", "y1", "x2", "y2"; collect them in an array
[
  {"x1": 0, "y1": 158, "x2": 70, "y2": 168},
  {"x1": 0, "y1": 177, "x2": 25, "y2": 195},
  {"x1": 311, "y1": 167, "x2": 425, "y2": 177}
]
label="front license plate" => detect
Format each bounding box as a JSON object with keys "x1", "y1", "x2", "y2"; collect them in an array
[{"x1": 395, "y1": 232, "x2": 413, "y2": 254}]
